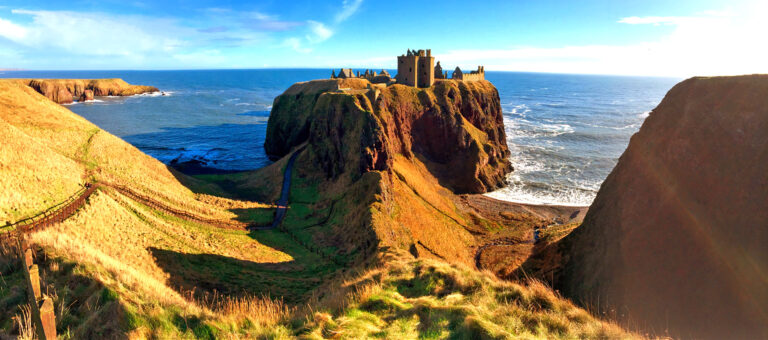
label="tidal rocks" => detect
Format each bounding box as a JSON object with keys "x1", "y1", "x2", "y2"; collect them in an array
[
  {"x1": 265, "y1": 78, "x2": 512, "y2": 194},
  {"x1": 25, "y1": 78, "x2": 158, "y2": 104},
  {"x1": 79, "y1": 89, "x2": 94, "y2": 102},
  {"x1": 557, "y1": 75, "x2": 768, "y2": 339}
]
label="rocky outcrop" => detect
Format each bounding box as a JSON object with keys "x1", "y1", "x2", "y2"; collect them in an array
[
  {"x1": 25, "y1": 79, "x2": 158, "y2": 104},
  {"x1": 265, "y1": 78, "x2": 512, "y2": 194},
  {"x1": 79, "y1": 89, "x2": 94, "y2": 102},
  {"x1": 556, "y1": 76, "x2": 768, "y2": 339}
]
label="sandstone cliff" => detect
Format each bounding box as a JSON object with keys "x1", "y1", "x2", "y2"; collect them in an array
[
  {"x1": 257, "y1": 78, "x2": 515, "y2": 267},
  {"x1": 265, "y1": 78, "x2": 512, "y2": 194},
  {"x1": 25, "y1": 78, "x2": 158, "y2": 104},
  {"x1": 555, "y1": 75, "x2": 768, "y2": 339}
]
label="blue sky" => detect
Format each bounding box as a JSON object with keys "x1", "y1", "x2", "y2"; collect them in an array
[{"x1": 0, "y1": 0, "x2": 765, "y2": 76}]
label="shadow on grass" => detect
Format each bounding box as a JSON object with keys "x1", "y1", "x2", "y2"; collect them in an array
[
  {"x1": 0, "y1": 245, "x2": 131, "y2": 339},
  {"x1": 149, "y1": 228, "x2": 340, "y2": 304}
]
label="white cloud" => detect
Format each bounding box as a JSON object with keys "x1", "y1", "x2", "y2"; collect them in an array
[
  {"x1": 335, "y1": 0, "x2": 363, "y2": 23},
  {"x1": 306, "y1": 20, "x2": 333, "y2": 42},
  {"x1": 435, "y1": 5, "x2": 768, "y2": 77},
  {"x1": 2, "y1": 10, "x2": 186, "y2": 59},
  {"x1": 0, "y1": 17, "x2": 27, "y2": 41}
]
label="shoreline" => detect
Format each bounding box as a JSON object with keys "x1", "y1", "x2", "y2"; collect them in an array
[
  {"x1": 463, "y1": 194, "x2": 589, "y2": 225},
  {"x1": 482, "y1": 192, "x2": 593, "y2": 208}
]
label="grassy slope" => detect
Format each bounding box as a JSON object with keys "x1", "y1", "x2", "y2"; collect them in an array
[{"x1": 0, "y1": 79, "x2": 330, "y2": 338}]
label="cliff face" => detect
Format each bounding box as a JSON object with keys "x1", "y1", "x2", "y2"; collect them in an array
[
  {"x1": 25, "y1": 78, "x2": 158, "y2": 104},
  {"x1": 265, "y1": 78, "x2": 512, "y2": 194},
  {"x1": 557, "y1": 76, "x2": 768, "y2": 339}
]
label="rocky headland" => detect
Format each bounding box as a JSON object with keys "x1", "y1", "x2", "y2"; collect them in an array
[
  {"x1": 23, "y1": 78, "x2": 158, "y2": 104},
  {"x1": 265, "y1": 78, "x2": 512, "y2": 194}
]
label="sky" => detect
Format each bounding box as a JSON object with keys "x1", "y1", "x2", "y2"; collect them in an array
[{"x1": 0, "y1": 0, "x2": 766, "y2": 77}]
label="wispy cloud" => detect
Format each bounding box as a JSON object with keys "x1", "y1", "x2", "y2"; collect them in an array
[
  {"x1": 335, "y1": 0, "x2": 363, "y2": 23},
  {"x1": 306, "y1": 20, "x2": 333, "y2": 42},
  {"x1": 1, "y1": 10, "x2": 186, "y2": 58}
]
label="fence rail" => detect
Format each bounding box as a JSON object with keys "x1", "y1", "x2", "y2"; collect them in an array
[
  {"x1": 104, "y1": 183, "x2": 249, "y2": 230},
  {"x1": 1, "y1": 184, "x2": 98, "y2": 243}
]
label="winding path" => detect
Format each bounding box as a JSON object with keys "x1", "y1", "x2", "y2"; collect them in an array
[{"x1": 249, "y1": 145, "x2": 306, "y2": 231}]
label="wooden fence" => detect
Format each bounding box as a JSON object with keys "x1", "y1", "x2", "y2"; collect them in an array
[
  {"x1": 1, "y1": 184, "x2": 98, "y2": 243},
  {"x1": 18, "y1": 239, "x2": 57, "y2": 339},
  {"x1": 104, "y1": 183, "x2": 248, "y2": 230}
]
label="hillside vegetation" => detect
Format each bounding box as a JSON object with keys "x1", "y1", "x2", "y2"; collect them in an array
[{"x1": 0, "y1": 78, "x2": 637, "y2": 338}]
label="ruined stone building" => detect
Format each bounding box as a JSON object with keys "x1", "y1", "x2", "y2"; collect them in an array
[
  {"x1": 396, "y1": 49, "x2": 435, "y2": 88},
  {"x1": 330, "y1": 49, "x2": 485, "y2": 87},
  {"x1": 451, "y1": 66, "x2": 485, "y2": 81},
  {"x1": 434, "y1": 61, "x2": 448, "y2": 80},
  {"x1": 331, "y1": 68, "x2": 392, "y2": 84}
]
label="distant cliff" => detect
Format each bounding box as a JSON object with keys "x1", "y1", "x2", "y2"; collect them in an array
[
  {"x1": 265, "y1": 78, "x2": 512, "y2": 194},
  {"x1": 24, "y1": 78, "x2": 158, "y2": 104},
  {"x1": 556, "y1": 75, "x2": 768, "y2": 339}
]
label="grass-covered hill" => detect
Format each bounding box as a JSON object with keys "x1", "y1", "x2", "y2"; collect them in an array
[{"x1": 0, "y1": 78, "x2": 636, "y2": 339}]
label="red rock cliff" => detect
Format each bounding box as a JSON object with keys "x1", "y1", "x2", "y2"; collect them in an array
[
  {"x1": 25, "y1": 78, "x2": 158, "y2": 104},
  {"x1": 264, "y1": 78, "x2": 512, "y2": 194},
  {"x1": 556, "y1": 75, "x2": 768, "y2": 339}
]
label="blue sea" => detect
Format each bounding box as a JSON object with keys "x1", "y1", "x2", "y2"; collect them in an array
[{"x1": 1, "y1": 70, "x2": 679, "y2": 206}]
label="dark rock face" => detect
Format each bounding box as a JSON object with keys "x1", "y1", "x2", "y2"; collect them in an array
[
  {"x1": 264, "y1": 78, "x2": 512, "y2": 194},
  {"x1": 79, "y1": 89, "x2": 94, "y2": 102},
  {"x1": 557, "y1": 75, "x2": 768, "y2": 339}
]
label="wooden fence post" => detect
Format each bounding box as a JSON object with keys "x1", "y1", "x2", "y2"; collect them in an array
[{"x1": 39, "y1": 297, "x2": 57, "y2": 340}]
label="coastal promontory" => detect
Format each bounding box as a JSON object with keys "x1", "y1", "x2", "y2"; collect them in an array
[
  {"x1": 23, "y1": 78, "x2": 158, "y2": 104},
  {"x1": 265, "y1": 78, "x2": 512, "y2": 194}
]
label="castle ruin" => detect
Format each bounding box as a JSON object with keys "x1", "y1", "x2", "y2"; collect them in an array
[{"x1": 330, "y1": 49, "x2": 485, "y2": 88}]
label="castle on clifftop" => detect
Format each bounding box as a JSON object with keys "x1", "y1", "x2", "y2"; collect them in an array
[{"x1": 330, "y1": 49, "x2": 485, "y2": 88}]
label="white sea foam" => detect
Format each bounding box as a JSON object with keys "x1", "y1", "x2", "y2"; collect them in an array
[{"x1": 485, "y1": 181, "x2": 596, "y2": 206}]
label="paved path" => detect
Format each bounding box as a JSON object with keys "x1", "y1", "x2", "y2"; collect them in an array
[{"x1": 249, "y1": 146, "x2": 306, "y2": 231}]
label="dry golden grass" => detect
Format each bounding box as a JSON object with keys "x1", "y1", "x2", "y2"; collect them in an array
[
  {"x1": 298, "y1": 251, "x2": 640, "y2": 339},
  {"x1": 369, "y1": 155, "x2": 476, "y2": 265},
  {"x1": 0, "y1": 120, "x2": 85, "y2": 222},
  {"x1": 0, "y1": 79, "x2": 263, "y2": 225},
  {"x1": 12, "y1": 304, "x2": 35, "y2": 340},
  {"x1": 28, "y1": 189, "x2": 292, "y2": 300}
]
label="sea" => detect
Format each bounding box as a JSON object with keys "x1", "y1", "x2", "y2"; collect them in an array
[{"x1": 1, "y1": 70, "x2": 679, "y2": 206}]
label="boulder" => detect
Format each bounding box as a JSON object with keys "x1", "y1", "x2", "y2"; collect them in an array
[{"x1": 79, "y1": 89, "x2": 94, "y2": 102}]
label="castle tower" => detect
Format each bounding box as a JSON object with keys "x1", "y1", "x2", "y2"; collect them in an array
[
  {"x1": 417, "y1": 49, "x2": 435, "y2": 88},
  {"x1": 396, "y1": 49, "x2": 434, "y2": 88}
]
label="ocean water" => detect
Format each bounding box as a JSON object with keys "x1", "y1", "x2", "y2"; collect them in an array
[{"x1": 1, "y1": 70, "x2": 678, "y2": 205}]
